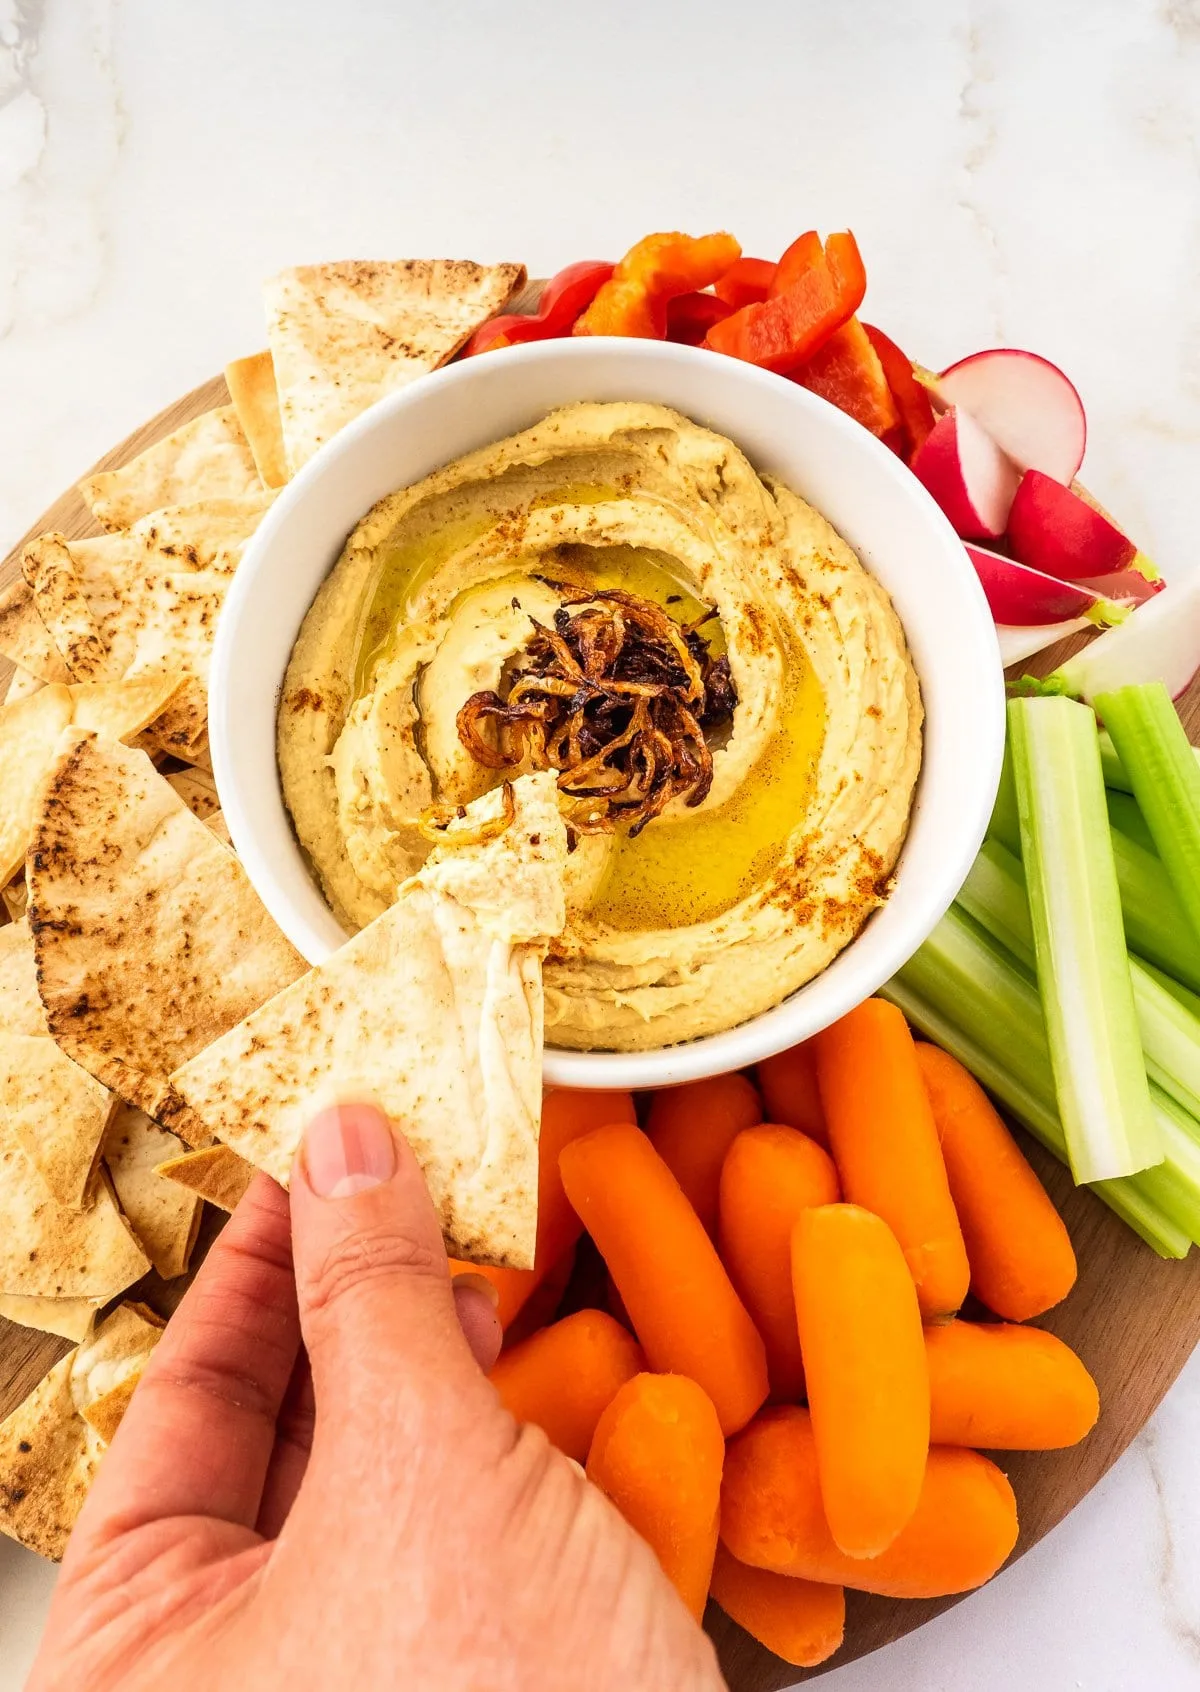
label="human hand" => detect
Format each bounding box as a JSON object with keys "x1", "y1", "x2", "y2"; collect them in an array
[{"x1": 28, "y1": 1104, "x2": 725, "y2": 1691}]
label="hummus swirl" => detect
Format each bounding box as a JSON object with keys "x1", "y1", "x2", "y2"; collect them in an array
[{"x1": 279, "y1": 401, "x2": 923, "y2": 1050}]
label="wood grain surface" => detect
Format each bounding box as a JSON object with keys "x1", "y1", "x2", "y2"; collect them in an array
[{"x1": 3, "y1": 365, "x2": 1199, "y2": 1690}]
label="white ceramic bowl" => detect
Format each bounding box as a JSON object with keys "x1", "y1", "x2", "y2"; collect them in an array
[{"x1": 210, "y1": 338, "x2": 1004, "y2": 1090}]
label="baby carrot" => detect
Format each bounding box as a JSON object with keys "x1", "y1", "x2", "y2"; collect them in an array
[
  {"x1": 927, "y1": 1320, "x2": 1099, "y2": 1450},
  {"x1": 709, "y1": 1544, "x2": 845, "y2": 1670},
  {"x1": 560, "y1": 1122, "x2": 769, "y2": 1434},
  {"x1": 717, "y1": 1125, "x2": 840, "y2": 1402},
  {"x1": 587, "y1": 1372, "x2": 724, "y2": 1620},
  {"x1": 756, "y1": 1041, "x2": 829, "y2": 1147},
  {"x1": 915, "y1": 1043, "x2": 1077, "y2": 1321},
  {"x1": 792, "y1": 1204, "x2": 929, "y2": 1557},
  {"x1": 489, "y1": 1309, "x2": 645, "y2": 1463},
  {"x1": 814, "y1": 999, "x2": 970, "y2": 1320},
  {"x1": 721, "y1": 1406, "x2": 1019, "y2": 1599},
  {"x1": 452, "y1": 1088, "x2": 636, "y2": 1326},
  {"x1": 647, "y1": 1072, "x2": 763, "y2": 1234}
]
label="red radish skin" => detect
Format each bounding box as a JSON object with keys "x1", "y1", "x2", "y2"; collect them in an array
[
  {"x1": 1054, "y1": 572, "x2": 1200, "y2": 704},
  {"x1": 911, "y1": 408, "x2": 1021, "y2": 540},
  {"x1": 966, "y1": 545, "x2": 1136, "y2": 627},
  {"x1": 1007, "y1": 471, "x2": 1138, "y2": 582},
  {"x1": 937, "y1": 349, "x2": 1087, "y2": 483}
]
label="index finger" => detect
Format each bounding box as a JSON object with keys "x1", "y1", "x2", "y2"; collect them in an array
[{"x1": 72, "y1": 1174, "x2": 301, "y2": 1547}]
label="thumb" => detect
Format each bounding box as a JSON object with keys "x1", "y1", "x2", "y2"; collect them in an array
[{"x1": 290, "y1": 1103, "x2": 501, "y2": 1424}]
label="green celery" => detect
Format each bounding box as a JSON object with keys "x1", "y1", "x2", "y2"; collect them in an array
[
  {"x1": 1136, "y1": 958, "x2": 1200, "y2": 1022},
  {"x1": 1008, "y1": 696, "x2": 1159, "y2": 1182},
  {"x1": 1099, "y1": 726, "x2": 1200, "y2": 795},
  {"x1": 1106, "y1": 790, "x2": 1156, "y2": 855},
  {"x1": 1111, "y1": 827, "x2": 1200, "y2": 993},
  {"x1": 1096, "y1": 682, "x2": 1200, "y2": 948},
  {"x1": 957, "y1": 839, "x2": 1035, "y2": 968}
]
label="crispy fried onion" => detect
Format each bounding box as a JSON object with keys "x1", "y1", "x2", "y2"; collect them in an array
[
  {"x1": 457, "y1": 586, "x2": 737, "y2": 836},
  {"x1": 418, "y1": 778, "x2": 517, "y2": 845}
]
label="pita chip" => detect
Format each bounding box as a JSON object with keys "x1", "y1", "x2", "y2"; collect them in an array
[
  {"x1": 127, "y1": 494, "x2": 272, "y2": 573},
  {"x1": 70, "y1": 1301, "x2": 164, "y2": 1442},
  {"x1": 104, "y1": 1105, "x2": 201, "y2": 1279},
  {"x1": 0, "y1": 683, "x2": 73, "y2": 885},
  {"x1": 68, "y1": 672, "x2": 184, "y2": 742},
  {"x1": 165, "y1": 763, "x2": 220, "y2": 821},
  {"x1": 0, "y1": 1350, "x2": 102, "y2": 1560},
  {"x1": 0, "y1": 578, "x2": 70, "y2": 684},
  {"x1": 155, "y1": 1143, "x2": 255, "y2": 1214},
  {"x1": 265, "y1": 258, "x2": 526, "y2": 472},
  {"x1": 0, "y1": 1035, "x2": 116, "y2": 1209},
  {"x1": 1, "y1": 873, "x2": 28, "y2": 922},
  {"x1": 173, "y1": 774, "x2": 566, "y2": 1269},
  {"x1": 29, "y1": 732, "x2": 306, "y2": 1144},
  {"x1": 4, "y1": 665, "x2": 46, "y2": 705},
  {"x1": 0, "y1": 919, "x2": 45, "y2": 1034},
  {"x1": 225, "y1": 350, "x2": 288, "y2": 489},
  {"x1": 77, "y1": 405, "x2": 262, "y2": 531},
  {"x1": 22, "y1": 537, "x2": 108, "y2": 680},
  {"x1": 0, "y1": 1294, "x2": 101, "y2": 1343},
  {"x1": 0, "y1": 1143, "x2": 148, "y2": 1299}
]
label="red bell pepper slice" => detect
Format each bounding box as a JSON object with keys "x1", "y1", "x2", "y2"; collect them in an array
[
  {"x1": 790, "y1": 318, "x2": 899, "y2": 437},
  {"x1": 666, "y1": 291, "x2": 735, "y2": 346},
  {"x1": 574, "y1": 231, "x2": 742, "y2": 339},
  {"x1": 704, "y1": 231, "x2": 866, "y2": 375},
  {"x1": 714, "y1": 257, "x2": 775, "y2": 310},
  {"x1": 862, "y1": 323, "x2": 936, "y2": 460},
  {"x1": 462, "y1": 260, "x2": 614, "y2": 355}
]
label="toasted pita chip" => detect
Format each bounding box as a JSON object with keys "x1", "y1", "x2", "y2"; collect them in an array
[
  {"x1": 68, "y1": 671, "x2": 184, "y2": 742},
  {"x1": 22, "y1": 536, "x2": 108, "y2": 680},
  {"x1": 4, "y1": 665, "x2": 46, "y2": 704},
  {"x1": 0, "y1": 683, "x2": 73, "y2": 885},
  {"x1": 225, "y1": 351, "x2": 288, "y2": 489},
  {"x1": 0, "y1": 578, "x2": 70, "y2": 684},
  {"x1": 29, "y1": 732, "x2": 305, "y2": 1144},
  {"x1": 0, "y1": 1140, "x2": 148, "y2": 1298},
  {"x1": 77, "y1": 406, "x2": 262, "y2": 530},
  {"x1": 104, "y1": 1105, "x2": 201, "y2": 1279},
  {"x1": 0, "y1": 1294, "x2": 101, "y2": 1342},
  {"x1": 0, "y1": 1350, "x2": 102, "y2": 1560},
  {"x1": 0, "y1": 919, "x2": 45, "y2": 1034},
  {"x1": 155, "y1": 1143, "x2": 255, "y2": 1213},
  {"x1": 2, "y1": 871, "x2": 29, "y2": 923},
  {"x1": 165, "y1": 764, "x2": 220, "y2": 820},
  {"x1": 0, "y1": 1035, "x2": 115, "y2": 1208},
  {"x1": 265, "y1": 259, "x2": 526, "y2": 473},
  {"x1": 70, "y1": 1301, "x2": 164, "y2": 1439},
  {"x1": 173, "y1": 775, "x2": 565, "y2": 1268}
]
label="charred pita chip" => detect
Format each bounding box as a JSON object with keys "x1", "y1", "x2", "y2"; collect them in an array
[
  {"x1": 104, "y1": 1105, "x2": 201, "y2": 1279},
  {"x1": 154, "y1": 1143, "x2": 255, "y2": 1213},
  {"x1": 22, "y1": 537, "x2": 108, "y2": 680},
  {"x1": 126, "y1": 494, "x2": 272, "y2": 572},
  {"x1": 0, "y1": 684, "x2": 73, "y2": 885},
  {"x1": 0, "y1": 578, "x2": 70, "y2": 684},
  {"x1": 0, "y1": 1034, "x2": 115, "y2": 1208},
  {"x1": 264, "y1": 259, "x2": 526, "y2": 472},
  {"x1": 70, "y1": 1301, "x2": 163, "y2": 1440},
  {"x1": 0, "y1": 919, "x2": 45, "y2": 1034},
  {"x1": 29, "y1": 732, "x2": 305, "y2": 1144},
  {"x1": 0, "y1": 1350, "x2": 101, "y2": 1560},
  {"x1": 165, "y1": 764, "x2": 220, "y2": 820},
  {"x1": 0, "y1": 1294, "x2": 102, "y2": 1342},
  {"x1": 4, "y1": 666, "x2": 46, "y2": 705},
  {"x1": 225, "y1": 351, "x2": 288, "y2": 489},
  {"x1": 0, "y1": 1143, "x2": 148, "y2": 1299},
  {"x1": 69, "y1": 672, "x2": 185, "y2": 742},
  {"x1": 173, "y1": 775, "x2": 566, "y2": 1269},
  {"x1": 77, "y1": 406, "x2": 262, "y2": 530}
]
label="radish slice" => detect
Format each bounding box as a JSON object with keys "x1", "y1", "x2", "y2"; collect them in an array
[
  {"x1": 1008, "y1": 470, "x2": 1141, "y2": 581},
  {"x1": 1052, "y1": 572, "x2": 1200, "y2": 703},
  {"x1": 966, "y1": 544, "x2": 1131, "y2": 626},
  {"x1": 997, "y1": 619, "x2": 1094, "y2": 667},
  {"x1": 936, "y1": 349, "x2": 1087, "y2": 482},
  {"x1": 910, "y1": 407, "x2": 1021, "y2": 540}
]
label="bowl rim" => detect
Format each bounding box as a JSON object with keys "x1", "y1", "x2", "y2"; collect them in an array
[{"x1": 210, "y1": 336, "x2": 1005, "y2": 1090}]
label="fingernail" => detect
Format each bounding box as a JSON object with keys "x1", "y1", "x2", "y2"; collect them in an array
[
  {"x1": 304, "y1": 1103, "x2": 396, "y2": 1199},
  {"x1": 452, "y1": 1271, "x2": 501, "y2": 1309}
]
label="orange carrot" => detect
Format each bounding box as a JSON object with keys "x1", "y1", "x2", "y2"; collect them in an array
[
  {"x1": 756, "y1": 1042, "x2": 829, "y2": 1147},
  {"x1": 489, "y1": 1309, "x2": 645, "y2": 1463},
  {"x1": 721, "y1": 1406, "x2": 1018, "y2": 1599},
  {"x1": 560, "y1": 1122, "x2": 769, "y2": 1434},
  {"x1": 792, "y1": 1204, "x2": 929, "y2": 1556},
  {"x1": 915, "y1": 1043, "x2": 1077, "y2": 1321},
  {"x1": 587, "y1": 1372, "x2": 724, "y2": 1620},
  {"x1": 717, "y1": 1125, "x2": 840, "y2": 1402},
  {"x1": 452, "y1": 1088, "x2": 635, "y2": 1326},
  {"x1": 709, "y1": 1544, "x2": 845, "y2": 1669},
  {"x1": 927, "y1": 1320, "x2": 1099, "y2": 1450},
  {"x1": 813, "y1": 1000, "x2": 969, "y2": 1320},
  {"x1": 647, "y1": 1072, "x2": 763, "y2": 1234}
]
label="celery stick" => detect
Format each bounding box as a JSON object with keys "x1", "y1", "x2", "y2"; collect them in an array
[
  {"x1": 1096, "y1": 682, "x2": 1200, "y2": 948},
  {"x1": 1009, "y1": 696, "x2": 1159, "y2": 1181},
  {"x1": 957, "y1": 839, "x2": 1035, "y2": 969},
  {"x1": 1106, "y1": 790, "x2": 1156, "y2": 856},
  {"x1": 1111, "y1": 826, "x2": 1200, "y2": 993},
  {"x1": 989, "y1": 738, "x2": 1020, "y2": 852},
  {"x1": 1136, "y1": 957, "x2": 1200, "y2": 1022},
  {"x1": 1099, "y1": 726, "x2": 1200, "y2": 794}
]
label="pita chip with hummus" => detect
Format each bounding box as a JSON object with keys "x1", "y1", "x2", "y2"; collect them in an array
[
  {"x1": 225, "y1": 350, "x2": 288, "y2": 489},
  {"x1": 155, "y1": 1143, "x2": 256, "y2": 1214},
  {"x1": 172, "y1": 773, "x2": 567, "y2": 1269},
  {"x1": 28, "y1": 731, "x2": 306, "y2": 1145},
  {"x1": 77, "y1": 405, "x2": 263, "y2": 531},
  {"x1": 103, "y1": 1104, "x2": 202, "y2": 1281},
  {"x1": 264, "y1": 258, "x2": 526, "y2": 473}
]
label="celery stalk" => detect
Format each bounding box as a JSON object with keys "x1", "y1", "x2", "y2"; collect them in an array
[
  {"x1": 1099, "y1": 726, "x2": 1200, "y2": 795},
  {"x1": 1008, "y1": 696, "x2": 1159, "y2": 1181},
  {"x1": 957, "y1": 839, "x2": 1036, "y2": 969},
  {"x1": 1096, "y1": 682, "x2": 1200, "y2": 947},
  {"x1": 1106, "y1": 790, "x2": 1156, "y2": 855},
  {"x1": 1110, "y1": 827, "x2": 1200, "y2": 994},
  {"x1": 1137, "y1": 958, "x2": 1200, "y2": 1023}
]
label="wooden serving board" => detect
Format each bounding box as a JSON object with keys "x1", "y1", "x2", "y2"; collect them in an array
[{"x1": 3, "y1": 373, "x2": 1200, "y2": 1690}]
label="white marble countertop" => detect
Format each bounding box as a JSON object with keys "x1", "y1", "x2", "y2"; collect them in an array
[{"x1": 2, "y1": 0, "x2": 1199, "y2": 1685}]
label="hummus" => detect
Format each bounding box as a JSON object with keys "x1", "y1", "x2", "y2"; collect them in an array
[{"x1": 279, "y1": 401, "x2": 923, "y2": 1050}]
